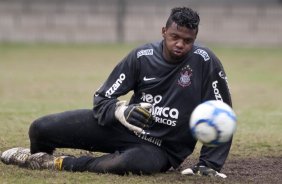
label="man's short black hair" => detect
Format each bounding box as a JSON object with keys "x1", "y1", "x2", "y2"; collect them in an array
[{"x1": 166, "y1": 7, "x2": 200, "y2": 31}]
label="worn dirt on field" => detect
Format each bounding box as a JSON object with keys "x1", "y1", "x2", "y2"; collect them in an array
[
  {"x1": 179, "y1": 157, "x2": 282, "y2": 183},
  {"x1": 55, "y1": 150, "x2": 282, "y2": 183}
]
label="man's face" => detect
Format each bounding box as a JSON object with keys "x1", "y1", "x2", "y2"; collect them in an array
[{"x1": 162, "y1": 22, "x2": 197, "y2": 63}]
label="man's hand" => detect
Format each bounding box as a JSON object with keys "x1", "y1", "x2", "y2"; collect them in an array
[
  {"x1": 181, "y1": 165, "x2": 227, "y2": 178},
  {"x1": 115, "y1": 101, "x2": 154, "y2": 134}
]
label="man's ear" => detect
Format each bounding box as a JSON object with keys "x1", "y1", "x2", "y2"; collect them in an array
[{"x1": 162, "y1": 27, "x2": 166, "y2": 38}]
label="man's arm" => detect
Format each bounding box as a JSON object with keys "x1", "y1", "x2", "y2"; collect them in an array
[
  {"x1": 92, "y1": 49, "x2": 154, "y2": 134},
  {"x1": 198, "y1": 62, "x2": 233, "y2": 172},
  {"x1": 93, "y1": 52, "x2": 138, "y2": 126}
]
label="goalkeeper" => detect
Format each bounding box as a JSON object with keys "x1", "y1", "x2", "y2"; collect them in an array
[{"x1": 1, "y1": 7, "x2": 232, "y2": 177}]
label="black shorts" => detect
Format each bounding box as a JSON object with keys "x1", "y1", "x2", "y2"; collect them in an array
[{"x1": 28, "y1": 109, "x2": 171, "y2": 174}]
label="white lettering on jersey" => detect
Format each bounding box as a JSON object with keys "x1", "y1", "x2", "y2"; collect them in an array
[
  {"x1": 137, "y1": 49, "x2": 153, "y2": 58},
  {"x1": 141, "y1": 92, "x2": 179, "y2": 127},
  {"x1": 141, "y1": 94, "x2": 162, "y2": 104},
  {"x1": 194, "y1": 49, "x2": 210, "y2": 61},
  {"x1": 154, "y1": 117, "x2": 176, "y2": 127},
  {"x1": 136, "y1": 134, "x2": 162, "y2": 146},
  {"x1": 105, "y1": 73, "x2": 126, "y2": 98},
  {"x1": 219, "y1": 70, "x2": 231, "y2": 93},
  {"x1": 212, "y1": 80, "x2": 223, "y2": 101},
  {"x1": 152, "y1": 106, "x2": 179, "y2": 119}
]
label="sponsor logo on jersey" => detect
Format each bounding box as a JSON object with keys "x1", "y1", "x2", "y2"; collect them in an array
[
  {"x1": 178, "y1": 65, "x2": 193, "y2": 87},
  {"x1": 136, "y1": 134, "x2": 162, "y2": 146},
  {"x1": 105, "y1": 73, "x2": 126, "y2": 98},
  {"x1": 137, "y1": 49, "x2": 153, "y2": 58},
  {"x1": 218, "y1": 71, "x2": 226, "y2": 80},
  {"x1": 218, "y1": 70, "x2": 231, "y2": 92},
  {"x1": 143, "y1": 76, "x2": 156, "y2": 81},
  {"x1": 212, "y1": 80, "x2": 223, "y2": 101},
  {"x1": 194, "y1": 49, "x2": 210, "y2": 61},
  {"x1": 141, "y1": 93, "x2": 179, "y2": 127}
]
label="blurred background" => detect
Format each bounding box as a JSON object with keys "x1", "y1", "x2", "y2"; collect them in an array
[{"x1": 0, "y1": 0, "x2": 281, "y2": 46}]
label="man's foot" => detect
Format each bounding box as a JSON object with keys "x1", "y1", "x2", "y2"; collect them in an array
[
  {"x1": 24, "y1": 152, "x2": 64, "y2": 170},
  {"x1": 1, "y1": 147, "x2": 31, "y2": 166},
  {"x1": 1, "y1": 147, "x2": 65, "y2": 170}
]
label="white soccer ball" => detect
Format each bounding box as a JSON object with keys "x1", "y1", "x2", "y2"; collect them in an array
[{"x1": 190, "y1": 100, "x2": 237, "y2": 147}]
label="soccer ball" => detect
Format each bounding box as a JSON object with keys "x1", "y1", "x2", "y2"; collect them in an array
[{"x1": 190, "y1": 100, "x2": 237, "y2": 147}]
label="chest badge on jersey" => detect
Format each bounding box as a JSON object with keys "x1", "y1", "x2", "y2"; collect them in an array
[{"x1": 178, "y1": 65, "x2": 193, "y2": 87}]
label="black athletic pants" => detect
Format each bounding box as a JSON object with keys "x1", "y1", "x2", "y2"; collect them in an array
[{"x1": 28, "y1": 109, "x2": 171, "y2": 175}]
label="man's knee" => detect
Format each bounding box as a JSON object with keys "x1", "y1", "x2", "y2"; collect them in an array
[
  {"x1": 28, "y1": 115, "x2": 55, "y2": 154},
  {"x1": 29, "y1": 116, "x2": 48, "y2": 140}
]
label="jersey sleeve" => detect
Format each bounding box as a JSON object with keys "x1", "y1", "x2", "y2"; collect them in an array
[
  {"x1": 198, "y1": 49, "x2": 233, "y2": 171},
  {"x1": 93, "y1": 49, "x2": 139, "y2": 126}
]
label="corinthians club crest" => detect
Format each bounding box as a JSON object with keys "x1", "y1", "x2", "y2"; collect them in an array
[{"x1": 178, "y1": 65, "x2": 193, "y2": 87}]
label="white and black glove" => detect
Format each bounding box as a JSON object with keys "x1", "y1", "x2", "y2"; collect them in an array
[
  {"x1": 115, "y1": 101, "x2": 154, "y2": 134},
  {"x1": 181, "y1": 165, "x2": 227, "y2": 178}
]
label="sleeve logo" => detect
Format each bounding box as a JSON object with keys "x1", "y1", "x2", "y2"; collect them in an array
[
  {"x1": 105, "y1": 73, "x2": 126, "y2": 98},
  {"x1": 137, "y1": 49, "x2": 153, "y2": 58},
  {"x1": 194, "y1": 49, "x2": 210, "y2": 61},
  {"x1": 212, "y1": 80, "x2": 223, "y2": 101}
]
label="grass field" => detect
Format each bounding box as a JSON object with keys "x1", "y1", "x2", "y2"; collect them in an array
[{"x1": 0, "y1": 43, "x2": 281, "y2": 183}]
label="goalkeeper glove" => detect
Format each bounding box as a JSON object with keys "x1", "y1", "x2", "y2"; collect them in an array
[
  {"x1": 181, "y1": 165, "x2": 227, "y2": 178},
  {"x1": 115, "y1": 101, "x2": 154, "y2": 134}
]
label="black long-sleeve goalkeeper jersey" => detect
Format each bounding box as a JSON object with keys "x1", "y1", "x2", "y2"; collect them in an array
[{"x1": 93, "y1": 41, "x2": 232, "y2": 171}]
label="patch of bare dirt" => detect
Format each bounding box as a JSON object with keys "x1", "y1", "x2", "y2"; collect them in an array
[{"x1": 179, "y1": 156, "x2": 282, "y2": 183}]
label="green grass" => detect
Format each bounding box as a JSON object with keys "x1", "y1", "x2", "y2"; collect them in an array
[
  {"x1": 215, "y1": 47, "x2": 282, "y2": 157},
  {"x1": 0, "y1": 43, "x2": 281, "y2": 183}
]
